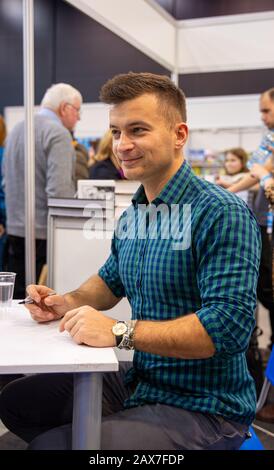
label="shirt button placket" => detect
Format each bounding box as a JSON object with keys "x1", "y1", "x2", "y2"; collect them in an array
[{"x1": 136, "y1": 241, "x2": 146, "y2": 318}]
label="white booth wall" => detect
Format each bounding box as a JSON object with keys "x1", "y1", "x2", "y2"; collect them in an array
[{"x1": 5, "y1": 93, "x2": 264, "y2": 153}]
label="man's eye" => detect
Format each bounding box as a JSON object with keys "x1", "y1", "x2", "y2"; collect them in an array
[
  {"x1": 133, "y1": 127, "x2": 145, "y2": 134},
  {"x1": 111, "y1": 130, "x2": 120, "y2": 139}
]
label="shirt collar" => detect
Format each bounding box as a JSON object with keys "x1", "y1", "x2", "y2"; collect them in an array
[
  {"x1": 38, "y1": 107, "x2": 62, "y2": 125},
  {"x1": 132, "y1": 160, "x2": 193, "y2": 207}
]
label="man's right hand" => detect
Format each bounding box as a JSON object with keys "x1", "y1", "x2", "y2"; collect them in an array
[{"x1": 25, "y1": 284, "x2": 68, "y2": 323}]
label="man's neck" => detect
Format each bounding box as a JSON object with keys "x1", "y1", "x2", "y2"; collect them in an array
[{"x1": 143, "y1": 157, "x2": 184, "y2": 203}]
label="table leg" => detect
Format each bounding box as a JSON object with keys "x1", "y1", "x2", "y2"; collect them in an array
[{"x1": 72, "y1": 372, "x2": 103, "y2": 450}]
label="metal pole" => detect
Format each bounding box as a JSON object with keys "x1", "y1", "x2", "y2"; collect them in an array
[
  {"x1": 73, "y1": 373, "x2": 103, "y2": 449},
  {"x1": 171, "y1": 24, "x2": 178, "y2": 86},
  {"x1": 23, "y1": 0, "x2": 36, "y2": 286}
]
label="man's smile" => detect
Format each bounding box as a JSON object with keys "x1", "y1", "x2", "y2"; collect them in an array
[{"x1": 119, "y1": 156, "x2": 143, "y2": 166}]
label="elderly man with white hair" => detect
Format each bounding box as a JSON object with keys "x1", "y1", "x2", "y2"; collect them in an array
[{"x1": 3, "y1": 83, "x2": 82, "y2": 299}]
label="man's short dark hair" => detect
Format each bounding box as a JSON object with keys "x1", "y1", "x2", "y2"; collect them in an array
[
  {"x1": 261, "y1": 87, "x2": 274, "y2": 101},
  {"x1": 100, "y1": 72, "x2": 187, "y2": 125},
  {"x1": 265, "y1": 88, "x2": 274, "y2": 101}
]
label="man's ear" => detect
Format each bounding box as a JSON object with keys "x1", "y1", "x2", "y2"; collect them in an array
[
  {"x1": 58, "y1": 101, "x2": 66, "y2": 117},
  {"x1": 175, "y1": 122, "x2": 188, "y2": 149}
]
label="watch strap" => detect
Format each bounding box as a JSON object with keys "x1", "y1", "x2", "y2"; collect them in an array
[
  {"x1": 115, "y1": 333, "x2": 123, "y2": 347},
  {"x1": 117, "y1": 320, "x2": 137, "y2": 350}
]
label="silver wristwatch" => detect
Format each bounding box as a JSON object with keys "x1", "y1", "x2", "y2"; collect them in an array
[{"x1": 112, "y1": 320, "x2": 137, "y2": 350}]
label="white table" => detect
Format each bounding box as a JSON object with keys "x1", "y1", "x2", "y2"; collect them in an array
[{"x1": 0, "y1": 303, "x2": 119, "y2": 449}]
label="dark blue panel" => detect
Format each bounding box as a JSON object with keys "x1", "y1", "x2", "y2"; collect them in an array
[
  {"x1": 0, "y1": 0, "x2": 54, "y2": 113},
  {"x1": 0, "y1": 0, "x2": 169, "y2": 113},
  {"x1": 155, "y1": 0, "x2": 274, "y2": 19},
  {"x1": 54, "y1": 1, "x2": 169, "y2": 102},
  {"x1": 0, "y1": 0, "x2": 23, "y2": 111},
  {"x1": 179, "y1": 69, "x2": 274, "y2": 97}
]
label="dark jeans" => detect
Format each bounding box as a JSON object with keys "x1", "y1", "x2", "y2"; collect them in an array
[
  {"x1": 257, "y1": 226, "x2": 274, "y2": 348},
  {"x1": 6, "y1": 235, "x2": 47, "y2": 299},
  {"x1": 0, "y1": 363, "x2": 248, "y2": 450}
]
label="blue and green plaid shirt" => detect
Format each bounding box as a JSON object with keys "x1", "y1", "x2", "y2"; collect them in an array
[{"x1": 99, "y1": 161, "x2": 261, "y2": 424}]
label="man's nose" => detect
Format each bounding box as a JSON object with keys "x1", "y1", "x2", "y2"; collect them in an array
[{"x1": 117, "y1": 134, "x2": 134, "y2": 151}]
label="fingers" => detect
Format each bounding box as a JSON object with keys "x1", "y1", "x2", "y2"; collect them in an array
[
  {"x1": 67, "y1": 321, "x2": 83, "y2": 344},
  {"x1": 26, "y1": 284, "x2": 54, "y2": 303},
  {"x1": 26, "y1": 284, "x2": 64, "y2": 309},
  {"x1": 59, "y1": 308, "x2": 89, "y2": 345},
  {"x1": 25, "y1": 304, "x2": 55, "y2": 323},
  {"x1": 43, "y1": 294, "x2": 64, "y2": 307},
  {"x1": 59, "y1": 308, "x2": 83, "y2": 344},
  {"x1": 59, "y1": 307, "x2": 80, "y2": 332},
  {"x1": 25, "y1": 284, "x2": 64, "y2": 323},
  {"x1": 60, "y1": 311, "x2": 79, "y2": 333},
  {"x1": 70, "y1": 330, "x2": 83, "y2": 345}
]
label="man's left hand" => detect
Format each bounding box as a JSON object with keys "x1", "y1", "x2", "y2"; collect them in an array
[{"x1": 59, "y1": 305, "x2": 116, "y2": 347}]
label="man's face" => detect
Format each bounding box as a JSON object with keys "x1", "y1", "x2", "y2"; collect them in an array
[
  {"x1": 260, "y1": 94, "x2": 274, "y2": 130},
  {"x1": 59, "y1": 98, "x2": 81, "y2": 131},
  {"x1": 110, "y1": 93, "x2": 187, "y2": 186}
]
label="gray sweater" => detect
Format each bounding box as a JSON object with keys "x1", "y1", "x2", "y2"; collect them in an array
[{"x1": 3, "y1": 113, "x2": 76, "y2": 239}]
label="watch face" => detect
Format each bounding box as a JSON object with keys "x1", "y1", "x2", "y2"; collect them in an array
[{"x1": 113, "y1": 322, "x2": 127, "y2": 336}]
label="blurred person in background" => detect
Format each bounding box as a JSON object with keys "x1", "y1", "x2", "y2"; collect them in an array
[
  {"x1": 249, "y1": 149, "x2": 274, "y2": 423},
  {"x1": 0, "y1": 115, "x2": 21, "y2": 389},
  {"x1": 0, "y1": 115, "x2": 7, "y2": 270},
  {"x1": 216, "y1": 147, "x2": 249, "y2": 203},
  {"x1": 3, "y1": 83, "x2": 82, "y2": 298},
  {"x1": 216, "y1": 147, "x2": 249, "y2": 187},
  {"x1": 228, "y1": 88, "x2": 274, "y2": 354},
  {"x1": 89, "y1": 129, "x2": 124, "y2": 180},
  {"x1": 71, "y1": 132, "x2": 89, "y2": 181}
]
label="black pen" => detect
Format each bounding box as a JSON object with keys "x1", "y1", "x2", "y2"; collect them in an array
[{"x1": 19, "y1": 292, "x2": 56, "y2": 305}]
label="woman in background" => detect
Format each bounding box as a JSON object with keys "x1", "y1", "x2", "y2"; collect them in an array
[{"x1": 89, "y1": 129, "x2": 124, "y2": 180}]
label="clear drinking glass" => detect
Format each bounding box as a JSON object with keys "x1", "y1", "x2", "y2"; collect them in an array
[{"x1": 0, "y1": 272, "x2": 16, "y2": 309}]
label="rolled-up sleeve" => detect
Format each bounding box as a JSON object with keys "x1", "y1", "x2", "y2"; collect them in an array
[
  {"x1": 195, "y1": 203, "x2": 261, "y2": 354},
  {"x1": 98, "y1": 234, "x2": 126, "y2": 298}
]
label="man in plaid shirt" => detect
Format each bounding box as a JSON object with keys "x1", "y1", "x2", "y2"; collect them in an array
[{"x1": 0, "y1": 73, "x2": 261, "y2": 450}]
